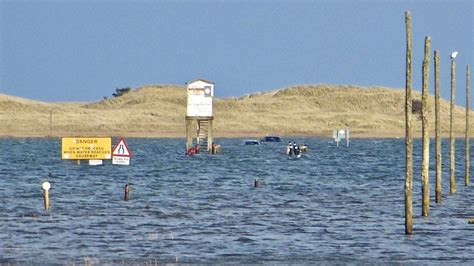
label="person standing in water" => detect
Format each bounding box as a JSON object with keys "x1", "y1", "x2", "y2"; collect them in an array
[
  {"x1": 293, "y1": 141, "x2": 300, "y2": 157},
  {"x1": 287, "y1": 141, "x2": 293, "y2": 156}
]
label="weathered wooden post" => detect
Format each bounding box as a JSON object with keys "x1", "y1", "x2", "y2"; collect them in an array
[
  {"x1": 434, "y1": 50, "x2": 442, "y2": 204},
  {"x1": 421, "y1": 36, "x2": 431, "y2": 217},
  {"x1": 466, "y1": 65, "x2": 471, "y2": 186},
  {"x1": 450, "y1": 52, "x2": 457, "y2": 194},
  {"x1": 42, "y1": 181, "x2": 51, "y2": 210},
  {"x1": 124, "y1": 183, "x2": 131, "y2": 201},
  {"x1": 404, "y1": 11, "x2": 414, "y2": 234}
]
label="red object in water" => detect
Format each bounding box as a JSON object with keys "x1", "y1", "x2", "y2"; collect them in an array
[{"x1": 186, "y1": 147, "x2": 195, "y2": 156}]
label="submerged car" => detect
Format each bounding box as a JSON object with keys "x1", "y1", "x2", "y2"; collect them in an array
[
  {"x1": 260, "y1": 136, "x2": 282, "y2": 142},
  {"x1": 244, "y1": 139, "x2": 261, "y2": 145}
]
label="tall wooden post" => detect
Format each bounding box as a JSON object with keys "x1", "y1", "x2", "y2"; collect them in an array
[
  {"x1": 466, "y1": 65, "x2": 470, "y2": 186},
  {"x1": 404, "y1": 11, "x2": 413, "y2": 234},
  {"x1": 434, "y1": 50, "x2": 442, "y2": 204},
  {"x1": 421, "y1": 36, "x2": 430, "y2": 217},
  {"x1": 450, "y1": 55, "x2": 457, "y2": 194}
]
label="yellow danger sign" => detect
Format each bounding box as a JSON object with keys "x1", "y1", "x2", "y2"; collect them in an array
[{"x1": 61, "y1": 137, "x2": 112, "y2": 160}]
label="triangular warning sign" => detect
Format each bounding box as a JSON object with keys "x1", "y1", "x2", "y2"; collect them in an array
[{"x1": 112, "y1": 137, "x2": 132, "y2": 157}]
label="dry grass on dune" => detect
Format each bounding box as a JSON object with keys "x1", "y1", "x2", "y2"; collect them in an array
[
  {"x1": 0, "y1": 84, "x2": 472, "y2": 138},
  {"x1": 214, "y1": 84, "x2": 471, "y2": 137}
]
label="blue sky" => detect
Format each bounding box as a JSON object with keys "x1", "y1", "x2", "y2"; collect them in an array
[{"x1": 0, "y1": 0, "x2": 472, "y2": 107}]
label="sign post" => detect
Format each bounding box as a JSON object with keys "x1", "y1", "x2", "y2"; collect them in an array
[
  {"x1": 333, "y1": 129, "x2": 340, "y2": 147},
  {"x1": 333, "y1": 128, "x2": 350, "y2": 147},
  {"x1": 112, "y1": 137, "x2": 132, "y2": 165}
]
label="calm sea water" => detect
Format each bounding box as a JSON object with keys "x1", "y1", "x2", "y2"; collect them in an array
[{"x1": 0, "y1": 137, "x2": 473, "y2": 264}]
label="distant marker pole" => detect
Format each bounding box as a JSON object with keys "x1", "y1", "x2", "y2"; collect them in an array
[
  {"x1": 346, "y1": 128, "x2": 350, "y2": 147},
  {"x1": 404, "y1": 11, "x2": 414, "y2": 235},
  {"x1": 42, "y1": 181, "x2": 51, "y2": 210},
  {"x1": 333, "y1": 129, "x2": 340, "y2": 147}
]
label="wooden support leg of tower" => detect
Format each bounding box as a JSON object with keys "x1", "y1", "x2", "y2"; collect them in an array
[
  {"x1": 208, "y1": 119, "x2": 213, "y2": 153},
  {"x1": 186, "y1": 118, "x2": 194, "y2": 151}
]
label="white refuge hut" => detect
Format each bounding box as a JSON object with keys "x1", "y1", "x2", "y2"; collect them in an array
[{"x1": 185, "y1": 79, "x2": 214, "y2": 153}]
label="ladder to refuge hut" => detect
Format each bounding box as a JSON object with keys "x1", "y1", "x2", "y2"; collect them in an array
[{"x1": 197, "y1": 120, "x2": 209, "y2": 149}]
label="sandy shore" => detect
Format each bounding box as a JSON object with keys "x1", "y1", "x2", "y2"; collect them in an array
[{"x1": 0, "y1": 130, "x2": 470, "y2": 139}]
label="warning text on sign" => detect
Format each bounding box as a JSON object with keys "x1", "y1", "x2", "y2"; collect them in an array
[{"x1": 62, "y1": 137, "x2": 112, "y2": 160}]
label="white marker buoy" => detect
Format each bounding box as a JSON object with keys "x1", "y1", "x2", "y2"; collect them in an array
[{"x1": 42, "y1": 181, "x2": 51, "y2": 191}]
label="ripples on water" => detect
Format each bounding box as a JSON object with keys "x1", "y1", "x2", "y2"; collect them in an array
[{"x1": 0, "y1": 138, "x2": 473, "y2": 264}]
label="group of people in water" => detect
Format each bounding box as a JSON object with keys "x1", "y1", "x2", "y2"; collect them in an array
[
  {"x1": 186, "y1": 143, "x2": 221, "y2": 156},
  {"x1": 286, "y1": 141, "x2": 307, "y2": 157},
  {"x1": 186, "y1": 144, "x2": 201, "y2": 156},
  {"x1": 186, "y1": 141, "x2": 306, "y2": 157}
]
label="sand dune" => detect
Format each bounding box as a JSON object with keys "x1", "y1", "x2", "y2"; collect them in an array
[{"x1": 0, "y1": 84, "x2": 472, "y2": 138}]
